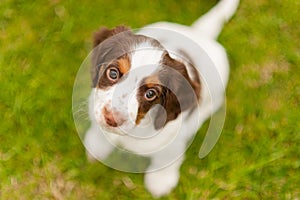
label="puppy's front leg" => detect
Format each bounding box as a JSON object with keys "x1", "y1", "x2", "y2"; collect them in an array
[
  {"x1": 144, "y1": 142, "x2": 185, "y2": 198},
  {"x1": 145, "y1": 156, "x2": 184, "y2": 198},
  {"x1": 84, "y1": 122, "x2": 115, "y2": 162}
]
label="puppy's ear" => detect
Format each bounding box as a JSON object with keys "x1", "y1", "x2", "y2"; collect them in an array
[
  {"x1": 93, "y1": 26, "x2": 130, "y2": 47},
  {"x1": 161, "y1": 53, "x2": 200, "y2": 110},
  {"x1": 154, "y1": 53, "x2": 201, "y2": 129}
]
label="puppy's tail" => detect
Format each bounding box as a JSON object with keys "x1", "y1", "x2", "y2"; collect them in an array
[{"x1": 191, "y1": 0, "x2": 239, "y2": 39}]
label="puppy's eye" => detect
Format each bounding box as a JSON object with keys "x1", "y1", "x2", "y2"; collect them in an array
[
  {"x1": 106, "y1": 66, "x2": 120, "y2": 82},
  {"x1": 144, "y1": 88, "x2": 158, "y2": 101}
]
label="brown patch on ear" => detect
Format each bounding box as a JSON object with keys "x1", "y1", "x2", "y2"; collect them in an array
[
  {"x1": 162, "y1": 53, "x2": 201, "y2": 100},
  {"x1": 91, "y1": 26, "x2": 133, "y2": 88},
  {"x1": 93, "y1": 26, "x2": 130, "y2": 47},
  {"x1": 154, "y1": 52, "x2": 201, "y2": 129},
  {"x1": 117, "y1": 55, "x2": 131, "y2": 74}
]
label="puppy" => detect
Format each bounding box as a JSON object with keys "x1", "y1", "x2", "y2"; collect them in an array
[{"x1": 84, "y1": 0, "x2": 239, "y2": 197}]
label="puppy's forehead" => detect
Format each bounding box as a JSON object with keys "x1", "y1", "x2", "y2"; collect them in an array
[
  {"x1": 126, "y1": 42, "x2": 164, "y2": 86},
  {"x1": 113, "y1": 42, "x2": 165, "y2": 95},
  {"x1": 131, "y1": 42, "x2": 164, "y2": 69}
]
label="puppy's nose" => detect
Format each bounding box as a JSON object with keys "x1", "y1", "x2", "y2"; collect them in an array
[{"x1": 103, "y1": 107, "x2": 124, "y2": 127}]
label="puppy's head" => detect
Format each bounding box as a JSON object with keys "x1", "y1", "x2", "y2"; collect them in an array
[{"x1": 91, "y1": 26, "x2": 200, "y2": 135}]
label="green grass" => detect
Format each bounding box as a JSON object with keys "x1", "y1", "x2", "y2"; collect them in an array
[{"x1": 1, "y1": 0, "x2": 299, "y2": 199}]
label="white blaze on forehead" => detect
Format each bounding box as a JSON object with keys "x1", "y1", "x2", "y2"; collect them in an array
[
  {"x1": 131, "y1": 42, "x2": 164, "y2": 71},
  {"x1": 124, "y1": 42, "x2": 164, "y2": 124},
  {"x1": 127, "y1": 88, "x2": 139, "y2": 123}
]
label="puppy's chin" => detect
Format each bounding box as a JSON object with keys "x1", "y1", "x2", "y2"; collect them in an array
[
  {"x1": 99, "y1": 124, "x2": 125, "y2": 136},
  {"x1": 97, "y1": 120, "x2": 133, "y2": 136}
]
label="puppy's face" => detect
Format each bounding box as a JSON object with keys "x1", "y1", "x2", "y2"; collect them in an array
[{"x1": 91, "y1": 26, "x2": 200, "y2": 135}]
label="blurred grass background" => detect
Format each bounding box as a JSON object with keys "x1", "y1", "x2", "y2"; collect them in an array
[{"x1": 0, "y1": 0, "x2": 299, "y2": 199}]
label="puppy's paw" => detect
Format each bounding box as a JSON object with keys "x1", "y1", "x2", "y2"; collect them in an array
[
  {"x1": 84, "y1": 127, "x2": 114, "y2": 162},
  {"x1": 144, "y1": 168, "x2": 179, "y2": 198}
]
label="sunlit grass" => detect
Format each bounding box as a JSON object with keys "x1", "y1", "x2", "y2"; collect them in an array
[{"x1": 0, "y1": 0, "x2": 299, "y2": 199}]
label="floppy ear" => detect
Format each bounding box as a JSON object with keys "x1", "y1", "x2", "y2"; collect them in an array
[
  {"x1": 91, "y1": 26, "x2": 131, "y2": 87},
  {"x1": 93, "y1": 26, "x2": 130, "y2": 47},
  {"x1": 154, "y1": 53, "x2": 201, "y2": 130}
]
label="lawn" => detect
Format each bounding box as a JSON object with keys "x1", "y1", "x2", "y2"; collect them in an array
[{"x1": 0, "y1": 0, "x2": 299, "y2": 199}]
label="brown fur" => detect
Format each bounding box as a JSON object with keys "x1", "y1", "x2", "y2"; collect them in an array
[
  {"x1": 135, "y1": 52, "x2": 201, "y2": 129},
  {"x1": 93, "y1": 26, "x2": 130, "y2": 48},
  {"x1": 96, "y1": 54, "x2": 131, "y2": 90},
  {"x1": 154, "y1": 52, "x2": 201, "y2": 129},
  {"x1": 135, "y1": 80, "x2": 162, "y2": 125},
  {"x1": 144, "y1": 75, "x2": 161, "y2": 89},
  {"x1": 91, "y1": 26, "x2": 132, "y2": 87},
  {"x1": 117, "y1": 55, "x2": 131, "y2": 74}
]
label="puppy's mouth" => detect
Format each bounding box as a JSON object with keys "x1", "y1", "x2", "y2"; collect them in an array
[
  {"x1": 101, "y1": 124, "x2": 126, "y2": 135},
  {"x1": 97, "y1": 119, "x2": 128, "y2": 136}
]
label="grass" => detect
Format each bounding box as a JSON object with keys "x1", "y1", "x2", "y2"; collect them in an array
[{"x1": 0, "y1": 0, "x2": 299, "y2": 199}]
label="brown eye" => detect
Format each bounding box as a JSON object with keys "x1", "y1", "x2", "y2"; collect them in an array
[
  {"x1": 106, "y1": 66, "x2": 119, "y2": 82},
  {"x1": 144, "y1": 88, "x2": 158, "y2": 101}
]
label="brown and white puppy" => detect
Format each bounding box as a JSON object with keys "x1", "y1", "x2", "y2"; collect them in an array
[{"x1": 84, "y1": 0, "x2": 239, "y2": 197}]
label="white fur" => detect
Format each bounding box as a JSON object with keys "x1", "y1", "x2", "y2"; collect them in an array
[
  {"x1": 84, "y1": 0, "x2": 239, "y2": 197},
  {"x1": 131, "y1": 42, "x2": 164, "y2": 69}
]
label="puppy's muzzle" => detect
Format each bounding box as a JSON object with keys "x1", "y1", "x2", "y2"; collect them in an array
[{"x1": 103, "y1": 106, "x2": 125, "y2": 127}]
